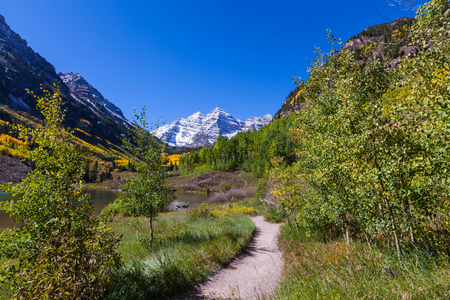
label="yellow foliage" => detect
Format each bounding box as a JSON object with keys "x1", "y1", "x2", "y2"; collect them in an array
[
  {"x1": 290, "y1": 88, "x2": 305, "y2": 105},
  {"x1": 272, "y1": 189, "x2": 285, "y2": 197},
  {"x1": 212, "y1": 204, "x2": 256, "y2": 216},
  {"x1": 72, "y1": 135, "x2": 112, "y2": 157},
  {"x1": 391, "y1": 29, "x2": 403, "y2": 38},
  {"x1": 0, "y1": 134, "x2": 27, "y2": 147},
  {"x1": 0, "y1": 144, "x2": 27, "y2": 160},
  {"x1": 74, "y1": 128, "x2": 92, "y2": 137},
  {"x1": 79, "y1": 119, "x2": 92, "y2": 126},
  {"x1": 163, "y1": 153, "x2": 188, "y2": 166},
  {"x1": 363, "y1": 43, "x2": 375, "y2": 53},
  {"x1": 114, "y1": 159, "x2": 129, "y2": 167}
]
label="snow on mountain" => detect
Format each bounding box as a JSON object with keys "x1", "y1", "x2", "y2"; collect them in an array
[
  {"x1": 0, "y1": 14, "x2": 132, "y2": 147},
  {"x1": 59, "y1": 72, "x2": 131, "y2": 125},
  {"x1": 243, "y1": 114, "x2": 272, "y2": 131},
  {"x1": 154, "y1": 108, "x2": 272, "y2": 148}
]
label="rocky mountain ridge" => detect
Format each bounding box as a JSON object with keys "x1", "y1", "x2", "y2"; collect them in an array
[
  {"x1": 274, "y1": 16, "x2": 416, "y2": 120},
  {"x1": 154, "y1": 108, "x2": 272, "y2": 148},
  {"x1": 0, "y1": 14, "x2": 131, "y2": 147},
  {"x1": 58, "y1": 72, "x2": 130, "y2": 124}
]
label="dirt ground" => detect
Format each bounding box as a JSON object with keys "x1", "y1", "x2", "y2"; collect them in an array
[
  {"x1": 166, "y1": 170, "x2": 258, "y2": 193},
  {"x1": 174, "y1": 215, "x2": 283, "y2": 299},
  {"x1": 0, "y1": 155, "x2": 31, "y2": 184}
]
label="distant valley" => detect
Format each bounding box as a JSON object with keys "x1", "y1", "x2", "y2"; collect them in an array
[
  {"x1": 0, "y1": 14, "x2": 132, "y2": 152},
  {"x1": 0, "y1": 13, "x2": 273, "y2": 156}
]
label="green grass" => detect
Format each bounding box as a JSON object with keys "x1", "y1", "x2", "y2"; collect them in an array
[
  {"x1": 239, "y1": 196, "x2": 285, "y2": 223},
  {"x1": 0, "y1": 285, "x2": 11, "y2": 299},
  {"x1": 263, "y1": 207, "x2": 285, "y2": 223},
  {"x1": 276, "y1": 225, "x2": 450, "y2": 299},
  {"x1": 0, "y1": 259, "x2": 12, "y2": 300},
  {"x1": 104, "y1": 210, "x2": 255, "y2": 299}
]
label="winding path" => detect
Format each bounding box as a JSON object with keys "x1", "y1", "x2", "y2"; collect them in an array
[{"x1": 174, "y1": 215, "x2": 283, "y2": 299}]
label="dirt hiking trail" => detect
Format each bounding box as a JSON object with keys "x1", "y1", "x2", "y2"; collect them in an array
[{"x1": 174, "y1": 215, "x2": 283, "y2": 299}]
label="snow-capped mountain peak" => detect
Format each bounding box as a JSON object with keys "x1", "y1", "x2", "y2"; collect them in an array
[
  {"x1": 243, "y1": 114, "x2": 272, "y2": 131},
  {"x1": 186, "y1": 111, "x2": 205, "y2": 121},
  {"x1": 154, "y1": 108, "x2": 272, "y2": 148}
]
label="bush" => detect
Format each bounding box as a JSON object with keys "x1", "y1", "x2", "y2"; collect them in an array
[
  {"x1": 100, "y1": 201, "x2": 131, "y2": 221},
  {"x1": 0, "y1": 89, "x2": 120, "y2": 299},
  {"x1": 189, "y1": 202, "x2": 211, "y2": 219},
  {"x1": 211, "y1": 204, "x2": 256, "y2": 216},
  {"x1": 264, "y1": 208, "x2": 285, "y2": 223}
]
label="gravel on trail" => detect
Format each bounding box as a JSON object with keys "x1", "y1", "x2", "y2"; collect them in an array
[{"x1": 174, "y1": 215, "x2": 283, "y2": 300}]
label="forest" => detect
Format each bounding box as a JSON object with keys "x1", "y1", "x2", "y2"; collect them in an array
[
  {"x1": 179, "y1": 115, "x2": 297, "y2": 176},
  {"x1": 0, "y1": 0, "x2": 449, "y2": 298},
  {"x1": 182, "y1": 0, "x2": 450, "y2": 259}
]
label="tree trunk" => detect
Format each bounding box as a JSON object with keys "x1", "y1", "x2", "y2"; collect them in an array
[
  {"x1": 401, "y1": 177, "x2": 416, "y2": 244},
  {"x1": 372, "y1": 150, "x2": 401, "y2": 260},
  {"x1": 149, "y1": 215, "x2": 154, "y2": 248},
  {"x1": 345, "y1": 226, "x2": 350, "y2": 245}
]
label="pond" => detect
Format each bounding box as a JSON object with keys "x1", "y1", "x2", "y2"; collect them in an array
[
  {"x1": 170, "y1": 192, "x2": 210, "y2": 210},
  {"x1": 0, "y1": 190, "x2": 210, "y2": 228}
]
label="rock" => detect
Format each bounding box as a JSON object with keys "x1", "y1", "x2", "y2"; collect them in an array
[
  {"x1": 0, "y1": 155, "x2": 31, "y2": 184},
  {"x1": 383, "y1": 266, "x2": 398, "y2": 277}
]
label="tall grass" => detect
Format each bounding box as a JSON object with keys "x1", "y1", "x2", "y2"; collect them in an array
[
  {"x1": 277, "y1": 225, "x2": 450, "y2": 299},
  {"x1": 104, "y1": 211, "x2": 255, "y2": 299}
]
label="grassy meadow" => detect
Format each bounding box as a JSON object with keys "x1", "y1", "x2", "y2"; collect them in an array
[
  {"x1": 103, "y1": 203, "x2": 256, "y2": 299},
  {"x1": 276, "y1": 225, "x2": 450, "y2": 299}
]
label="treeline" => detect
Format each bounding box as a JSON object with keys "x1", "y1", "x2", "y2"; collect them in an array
[
  {"x1": 272, "y1": 0, "x2": 450, "y2": 258},
  {"x1": 179, "y1": 116, "x2": 297, "y2": 176},
  {"x1": 350, "y1": 17, "x2": 413, "y2": 41},
  {"x1": 273, "y1": 85, "x2": 305, "y2": 119}
]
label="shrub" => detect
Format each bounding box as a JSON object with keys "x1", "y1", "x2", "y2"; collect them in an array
[
  {"x1": 100, "y1": 201, "x2": 131, "y2": 221},
  {"x1": 0, "y1": 88, "x2": 120, "y2": 299},
  {"x1": 212, "y1": 204, "x2": 256, "y2": 216},
  {"x1": 189, "y1": 202, "x2": 211, "y2": 219},
  {"x1": 264, "y1": 208, "x2": 285, "y2": 223}
]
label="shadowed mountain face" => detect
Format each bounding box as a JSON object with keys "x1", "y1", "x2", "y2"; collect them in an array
[
  {"x1": 0, "y1": 14, "x2": 131, "y2": 147},
  {"x1": 154, "y1": 107, "x2": 272, "y2": 148},
  {"x1": 59, "y1": 72, "x2": 128, "y2": 122}
]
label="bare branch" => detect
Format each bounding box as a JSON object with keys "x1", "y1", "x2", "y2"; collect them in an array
[{"x1": 388, "y1": 0, "x2": 415, "y2": 8}]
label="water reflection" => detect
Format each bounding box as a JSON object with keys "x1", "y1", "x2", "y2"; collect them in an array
[
  {"x1": 84, "y1": 189, "x2": 119, "y2": 215},
  {"x1": 0, "y1": 190, "x2": 211, "y2": 228},
  {"x1": 169, "y1": 192, "x2": 210, "y2": 210},
  {"x1": 0, "y1": 189, "x2": 119, "y2": 228},
  {"x1": 0, "y1": 190, "x2": 16, "y2": 228}
]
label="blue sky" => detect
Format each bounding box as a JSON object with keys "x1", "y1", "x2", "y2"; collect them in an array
[{"x1": 1, "y1": 0, "x2": 426, "y2": 124}]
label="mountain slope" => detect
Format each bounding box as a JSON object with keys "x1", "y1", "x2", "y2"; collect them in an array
[
  {"x1": 154, "y1": 108, "x2": 272, "y2": 148},
  {"x1": 59, "y1": 72, "x2": 129, "y2": 123},
  {"x1": 0, "y1": 14, "x2": 131, "y2": 148},
  {"x1": 274, "y1": 17, "x2": 415, "y2": 120}
]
